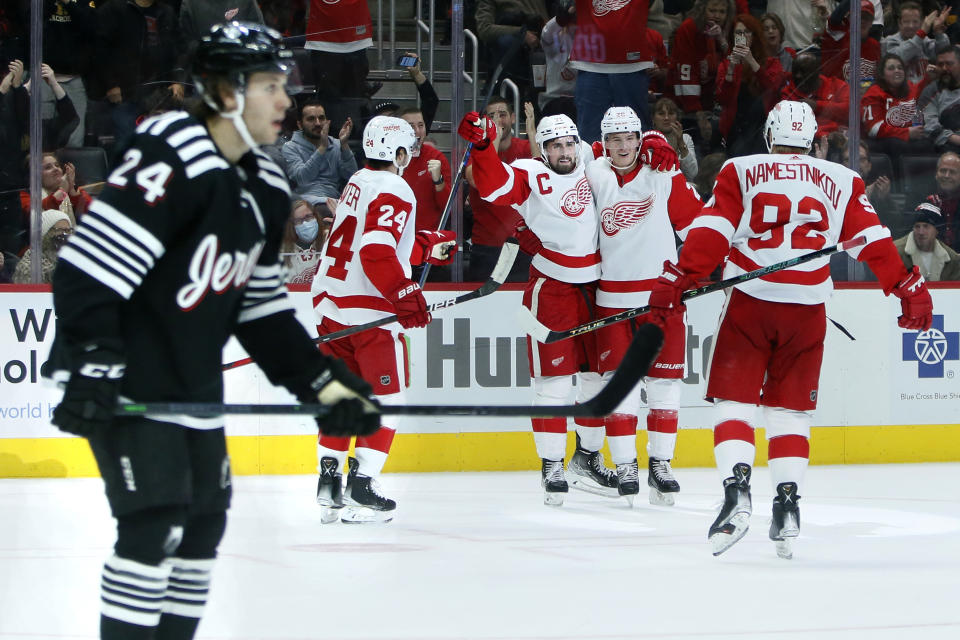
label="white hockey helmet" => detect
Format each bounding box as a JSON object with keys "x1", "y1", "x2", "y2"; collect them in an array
[
  {"x1": 764, "y1": 100, "x2": 817, "y2": 151},
  {"x1": 535, "y1": 114, "x2": 580, "y2": 161},
  {"x1": 600, "y1": 106, "x2": 643, "y2": 138},
  {"x1": 362, "y1": 115, "x2": 417, "y2": 171}
]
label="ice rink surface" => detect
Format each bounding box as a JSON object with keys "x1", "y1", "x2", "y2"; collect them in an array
[{"x1": 1, "y1": 463, "x2": 959, "y2": 640}]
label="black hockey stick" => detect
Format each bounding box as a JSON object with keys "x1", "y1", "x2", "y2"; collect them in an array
[
  {"x1": 221, "y1": 239, "x2": 520, "y2": 371},
  {"x1": 519, "y1": 236, "x2": 868, "y2": 344},
  {"x1": 417, "y1": 26, "x2": 528, "y2": 287},
  {"x1": 121, "y1": 324, "x2": 663, "y2": 418}
]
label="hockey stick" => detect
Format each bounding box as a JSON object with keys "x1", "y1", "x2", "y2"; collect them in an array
[
  {"x1": 519, "y1": 236, "x2": 869, "y2": 344},
  {"x1": 417, "y1": 26, "x2": 528, "y2": 287},
  {"x1": 121, "y1": 324, "x2": 663, "y2": 418},
  {"x1": 221, "y1": 239, "x2": 520, "y2": 372}
]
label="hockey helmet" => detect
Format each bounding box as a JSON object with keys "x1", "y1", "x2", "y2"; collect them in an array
[
  {"x1": 535, "y1": 114, "x2": 580, "y2": 161},
  {"x1": 600, "y1": 106, "x2": 643, "y2": 167},
  {"x1": 191, "y1": 22, "x2": 296, "y2": 92},
  {"x1": 363, "y1": 116, "x2": 418, "y2": 172},
  {"x1": 764, "y1": 100, "x2": 817, "y2": 152}
]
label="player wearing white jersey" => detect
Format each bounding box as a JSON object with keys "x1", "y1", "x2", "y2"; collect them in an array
[
  {"x1": 310, "y1": 116, "x2": 457, "y2": 523},
  {"x1": 649, "y1": 100, "x2": 934, "y2": 558},
  {"x1": 586, "y1": 106, "x2": 701, "y2": 506}
]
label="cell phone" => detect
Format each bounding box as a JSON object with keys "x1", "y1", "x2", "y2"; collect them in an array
[
  {"x1": 734, "y1": 33, "x2": 747, "y2": 47},
  {"x1": 397, "y1": 54, "x2": 418, "y2": 68}
]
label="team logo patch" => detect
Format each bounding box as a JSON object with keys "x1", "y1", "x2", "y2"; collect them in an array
[
  {"x1": 224, "y1": 8, "x2": 239, "y2": 20},
  {"x1": 600, "y1": 196, "x2": 654, "y2": 236},
  {"x1": 592, "y1": 0, "x2": 631, "y2": 16},
  {"x1": 551, "y1": 356, "x2": 565, "y2": 367},
  {"x1": 809, "y1": 390, "x2": 817, "y2": 402},
  {"x1": 380, "y1": 375, "x2": 392, "y2": 386},
  {"x1": 600, "y1": 349, "x2": 611, "y2": 361},
  {"x1": 559, "y1": 178, "x2": 592, "y2": 217},
  {"x1": 886, "y1": 99, "x2": 917, "y2": 128}
]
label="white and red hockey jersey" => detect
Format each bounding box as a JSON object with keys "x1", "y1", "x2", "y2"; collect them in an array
[
  {"x1": 586, "y1": 158, "x2": 702, "y2": 308},
  {"x1": 472, "y1": 143, "x2": 600, "y2": 283},
  {"x1": 679, "y1": 154, "x2": 899, "y2": 305},
  {"x1": 305, "y1": 0, "x2": 373, "y2": 53},
  {"x1": 311, "y1": 169, "x2": 416, "y2": 327}
]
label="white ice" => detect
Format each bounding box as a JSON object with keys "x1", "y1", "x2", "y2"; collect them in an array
[{"x1": 1, "y1": 463, "x2": 959, "y2": 640}]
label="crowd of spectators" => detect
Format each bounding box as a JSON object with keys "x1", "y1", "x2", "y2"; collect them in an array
[{"x1": 3, "y1": 0, "x2": 960, "y2": 283}]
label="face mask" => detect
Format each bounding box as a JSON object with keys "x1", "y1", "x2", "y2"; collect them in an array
[
  {"x1": 295, "y1": 219, "x2": 319, "y2": 243},
  {"x1": 51, "y1": 231, "x2": 72, "y2": 251}
]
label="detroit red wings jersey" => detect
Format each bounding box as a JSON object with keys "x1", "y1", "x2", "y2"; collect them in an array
[
  {"x1": 687, "y1": 154, "x2": 891, "y2": 305},
  {"x1": 305, "y1": 0, "x2": 373, "y2": 52},
  {"x1": 587, "y1": 159, "x2": 702, "y2": 307},
  {"x1": 570, "y1": 0, "x2": 652, "y2": 72},
  {"x1": 473, "y1": 142, "x2": 600, "y2": 283},
  {"x1": 311, "y1": 169, "x2": 416, "y2": 327},
  {"x1": 861, "y1": 82, "x2": 922, "y2": 141}
]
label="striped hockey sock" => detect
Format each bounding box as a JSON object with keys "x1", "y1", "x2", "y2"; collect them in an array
[{"x1": 100, "y1": 554, "x2": 170, "y2": 638}]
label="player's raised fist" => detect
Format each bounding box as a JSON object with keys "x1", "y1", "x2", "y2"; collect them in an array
[
  {"x1": 640, "y1": 130, "x2": 680, "y2": 172},
  {"x1": 457, "y1": 111, "x2": 496, "y2": 149}
]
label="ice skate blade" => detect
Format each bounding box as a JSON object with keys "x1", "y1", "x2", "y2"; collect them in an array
[
  {"x1": 340, "y1": 506, "x2": 394, "y2": 524},
  {"x1": 568, "y1": 476, "x2": 619, "y2": 498},
  {"x1": 649, "y1": 487, "x2": 676, "y2": 506},
  {"x1": 319, "y1": 506, "x2": 341, "y2": 524},
  {"x1": 624, "y1": 494, "x2": 636, "y2": 507},
  {"x1": 774, "y1": 538, "x2": 793, "y2": 559},
  {"x1": 710, "y1": 512, "x2": 751, "y2": 556},
  {"x1": 543, "y1": 491, "x2": 565, "y2": 506}
]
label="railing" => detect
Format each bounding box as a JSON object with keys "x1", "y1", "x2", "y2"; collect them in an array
[
  {"x1": 464, "y1": 29, "x2": 478, "y2": 112},
  {"x1": 500, "y1": 79, "x2": 520, "y2": 127}
]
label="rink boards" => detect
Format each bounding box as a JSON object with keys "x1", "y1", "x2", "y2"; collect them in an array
[{"x1": 1, "y1": 283, "x2": 959, "y2": 477}]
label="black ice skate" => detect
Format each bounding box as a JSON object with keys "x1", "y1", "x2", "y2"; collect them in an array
[
  {"x1": 541, "y1": 458, "x2": 568, "y2": 506},
  {"x1": 769, "y1": 482, "x2": 801, "y2": 560},
  {"x1": 616, "y1": 460, "x2": 640, "y2": 506},
  {"x1": 648, "y1": 457, "x2": 681, "y2": 506},
  {"x1": 567, "y1": 434, "x2": 619, "y2": 498},
  {"x1": 316, "y1": 456, "x2": 344, "y2": 524},
  {"x1": 341, "y1": 457, "x2": 396, "y2": 523},
  {"x1": 708, "y1": 463, "x2": 753, "y2": 556}
]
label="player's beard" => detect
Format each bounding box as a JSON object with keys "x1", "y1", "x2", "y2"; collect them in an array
[{"x1": 549, "y1": 155, "x2": 577, "y2": 174}]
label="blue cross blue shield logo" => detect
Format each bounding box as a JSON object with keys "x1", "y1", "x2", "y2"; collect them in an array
[{"x1": 902, "y1": 315, "x2": 959, "y2": 378}]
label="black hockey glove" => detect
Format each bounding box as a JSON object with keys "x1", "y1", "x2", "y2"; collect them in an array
[
  {"x1": 52, "y1": 342, "x2": 126, "y2": 437},
  {"x1": 308, "y1": 359, "x2": 381, "y2": 437}
]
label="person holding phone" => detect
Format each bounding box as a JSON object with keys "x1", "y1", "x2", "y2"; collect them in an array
[{"x1": 373, "y1": 52, "x2": 440, "y2": 135}]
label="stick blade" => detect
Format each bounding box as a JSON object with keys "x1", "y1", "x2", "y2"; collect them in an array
[{"x1": 581, "y1": 323, "x2": 664, "y2": 417}]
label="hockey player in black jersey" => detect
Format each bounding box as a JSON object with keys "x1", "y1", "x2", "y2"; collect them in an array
[{"x1": 45, "y1": 23, "x2": 380, "y2": 640}]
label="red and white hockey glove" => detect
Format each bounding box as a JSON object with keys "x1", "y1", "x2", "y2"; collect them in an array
[
  {"x1": 387, "y1": 280, "x2": 432, "y2": 329},
  {"x1": 413, "y1": 230, "x2": 458, "y2": 265},
  {"x1": 891, "y1": 265, "x2": 933, "y2": 331},
  {"x1": 648, "y1": 261, "x2": 697, "y2": 324},
  {"x1": 457, "y1": 111, "x2": 496, "y2": 150},
  {"x1": 514, "y1": 221, "x2": 543, "y2": 256},
  {"x1": 639, "y1": 130, "x2": 679, "y2": 172}
]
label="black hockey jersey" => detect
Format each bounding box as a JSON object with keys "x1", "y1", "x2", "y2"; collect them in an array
[{"x1": 49, "y1": 110, "x2": 327, "y2": 429}]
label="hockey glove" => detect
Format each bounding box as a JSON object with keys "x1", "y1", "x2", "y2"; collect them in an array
[
  {"x1": 387, "y1": 280, "x2": 432, "y2": 329},
  {"x1": 514, "y1": 221, "x2": 543, "y2": 256},
  {"x1": 309, "y1": 360, "x2": 381, "y2": 437},
  {"x1": 639, "y1": 131, "x2": 680, "y2": 172},
  {"x1": 891, "y1": 265, "x2": 933, "y2": 331},
  {"x1": 413, "y1": 230, "x2": 458, "y2": 265},
  {"x1": 457, "y1": 111, "x2": 496, "y2": 150},
  {"x1": 648, "y1": 261, "x2": 697, "y2": 324},
  {"x1": 51, "y1": 342, "x2": 126, "y2": 437}
]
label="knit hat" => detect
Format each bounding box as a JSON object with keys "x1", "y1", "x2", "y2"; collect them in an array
[
  {"x1": 914, "y1": 195, "x2": 945, "y2": 228},
  {"x1": 41, "y1": 209, "x2": 71, "y2": 237}
]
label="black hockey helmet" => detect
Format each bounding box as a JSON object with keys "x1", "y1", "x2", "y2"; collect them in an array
[{"x1": 191, "y1": 21, "x2": 296, "y2": 93}]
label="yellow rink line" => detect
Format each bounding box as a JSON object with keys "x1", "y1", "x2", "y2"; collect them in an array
[{"x1": 1, "y1": 425, "x2": 959, "y2": 477}]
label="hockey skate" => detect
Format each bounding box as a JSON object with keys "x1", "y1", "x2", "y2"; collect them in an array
[
  {"x1": 769, "y1": 482, "x2": 801, "y2": 560},
  {"x1": 541, "y1": 458, "x2": 568, "y2": 506},
  {"x1": 616, "y1": 460, "x2": 640, "y2": 506},
  {"x1": 647, "y1": 457, "x2": 680, "y2": 506},
  {"x1": 708, "y1": 463, "x2": 753, "y2": 556},
  {"x1": 341, "y1": 457, "x2": 396, "y2": 524},
  {"x1": 316, "y1": 456, "x2": 344, "y2": 524},
  {"x1": 567, "y1": 434, "x2": 619, "y2": 497}
]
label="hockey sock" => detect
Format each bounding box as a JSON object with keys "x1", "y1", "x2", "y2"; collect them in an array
[
  {"x1": 605, "y1": 413, "x2": 639, "y2": 464},
  {"x1": 713, "y1": 420, "x2": 756, "y2": 481},
  {"x1": 100, "y1": 554, "x2": 171, "y2": 638},
  {"x1": 768, "y1": 435, "x2": 809, "y2": 492},
  {"x1": 573, "y1": 416, "x2": 605, "y2": 452},
  {"x1": 355, "y1": 426, "x2": 396, "y2": 476},
  {"x1": 532, "y1": 417, "x2": 567, "y2": 461},
  {"x1": 154, "y1": 557, "x2": 215, "y2": 640},
  {"x1": 646, "y1": 409, "x2": 678, "y2": 460}
]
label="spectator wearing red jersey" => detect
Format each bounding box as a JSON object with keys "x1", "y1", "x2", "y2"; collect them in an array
[
  {"x1": 304, "y1": 0, "x2": 378, "y2": 98},
  {"x1": 716, "y1": 14, "x2": 785, "y2": 157},
  {"x1": 780, "y1": 51, "x2": 851, "y2": 137},
  {"x1": 862, "y1": 53, "x2": 933, "y2": 158},
  {"x1": 399, "y1": 107, "x2": 452, "y2": 235},
  {"x1": 821, "y1": 0, "x2": 881, "y2": 84},
  {"x1": 647, "y1": 27, "x2": 670, "y2": 96},
  {"x1": 669, "y1": 0, "x2": 737, "y2": 151}
]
